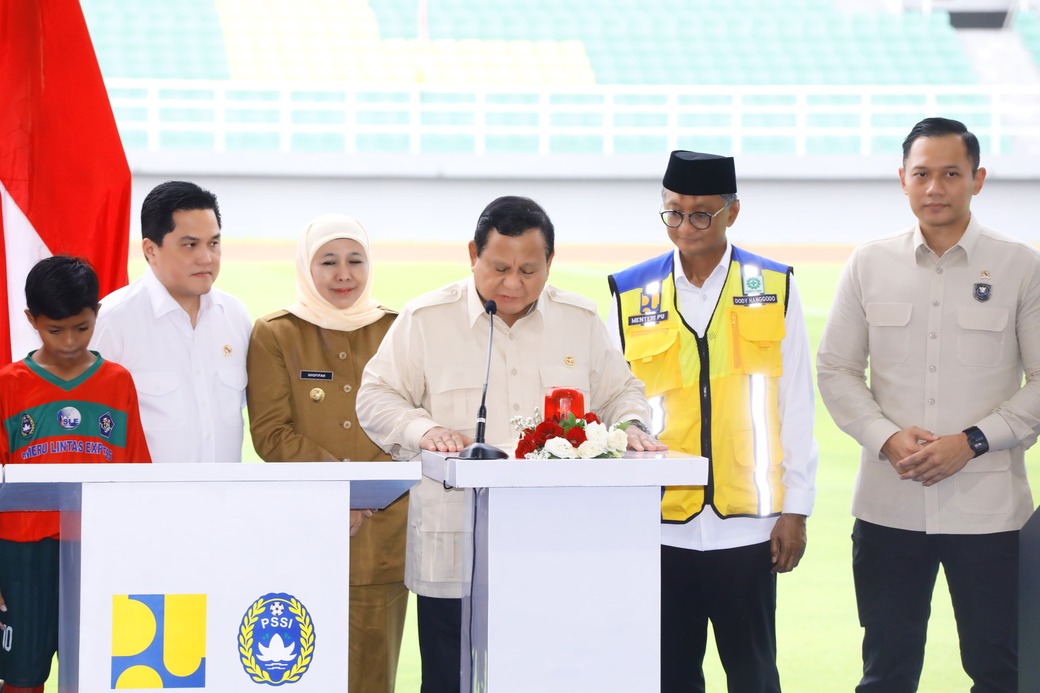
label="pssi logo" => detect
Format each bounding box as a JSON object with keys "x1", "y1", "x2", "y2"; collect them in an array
[
  {"x1": 238, "y1": 593, "x2": 315, "y2": 686},
  {"x1": 111, "y1": 594, "x2": 206, "y2": 689},
  {"x1": 19, "y1": 413, "x2": 35, "y2": 438}
]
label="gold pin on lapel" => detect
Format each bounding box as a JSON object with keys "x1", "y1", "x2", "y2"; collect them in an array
[
  {"x1": 564, "y1": 356, "x2": 575, "y2": 367},
  {"x1": 223, "y1": 344, "x2": 232, "y2": 357},
  {"x1": 981, "y1": 270, "x2": 991, "y2": 281},
  {"x1": 310, "y1": 388, "x2": 326, "y2": 402}
]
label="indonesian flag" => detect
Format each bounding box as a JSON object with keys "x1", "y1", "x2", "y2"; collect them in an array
[{"x1": 0, "y1": 0, "x2": 131, "y2": 364}]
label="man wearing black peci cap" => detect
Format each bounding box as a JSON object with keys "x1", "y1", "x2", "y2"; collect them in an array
[{"x1": 608, "y1": 151, "x2": 818, "y2": 692}]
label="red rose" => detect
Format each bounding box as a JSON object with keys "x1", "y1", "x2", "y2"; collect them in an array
[
  {"x1": 565, "y1": 426, "x2": 587, "y2": 447},
  {"x1": 535, "y1": 421, "x2": 564, "y2": 439},
  {"x1": 584, "y1": 412, "x2": 600, "y2": 424},
  {"x1": 515, "y1": 438, "x2": 537, "y2": 458}
]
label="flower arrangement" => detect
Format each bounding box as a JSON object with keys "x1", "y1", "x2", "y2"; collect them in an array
[{"x1": 511, "y1": 409, "x2": 629, "y2": 460}]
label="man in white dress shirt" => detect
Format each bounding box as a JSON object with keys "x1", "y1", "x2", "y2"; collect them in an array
[
  {"x1": 609, "y1": 151, "x2": 818, "y2": 693},
  {"x1": 92, "y1": 181, "x2": 251, "y2": 463}
]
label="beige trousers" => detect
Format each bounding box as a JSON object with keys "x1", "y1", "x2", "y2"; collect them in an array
[{"x1": 348, "y1": 581, "x2": 409, "y2": 693}]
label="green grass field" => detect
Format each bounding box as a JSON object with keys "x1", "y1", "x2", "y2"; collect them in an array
[{"x1": 45, "y1": 243, "x2": 1038, "y2": 691}]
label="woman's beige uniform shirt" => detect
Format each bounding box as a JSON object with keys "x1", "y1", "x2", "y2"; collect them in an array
[{"x1": 247, "y1": 311, "x2": 406, "y2": 585}]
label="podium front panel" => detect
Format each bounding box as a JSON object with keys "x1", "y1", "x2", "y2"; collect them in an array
[
  {"x1": 75, "y1": 479, "x2": 351, "y2": 691},
  {"x1": 467, "y1": 485, "x2": 661, "y2": 692}
]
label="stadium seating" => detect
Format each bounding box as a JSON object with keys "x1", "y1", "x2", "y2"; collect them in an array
[
  {"x1": 1016, "y1": 11, "x2": 1040, "y2": 69},
  {"x1": 81, "y1": 0, "x2": 229, "y2": 79},
  {"x1": 84, "y1": 0, "x2": 979, "y2": 86},
  {"x1": 84, "y1": 0, "x2": 1028, "y2": 157}
]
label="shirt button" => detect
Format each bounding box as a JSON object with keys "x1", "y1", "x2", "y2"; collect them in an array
[
  {"x1": 338, "y1": 351, "x2": 347, "y2": 360},
  {"x1": 508, "y1": 334, "x2": 516, "y2": 341},
  {"x1": 936, "y1": 268, "x2": 944, "y2": 274},
  {"x1": 343, "y1": 384, "x2": 352, "y2": 393},
  {"x1": 513, "y1": 403, "x2": 520, "y2": 410},
  {"x1": 342, "y1": 420, "x2": 352, "y2": 429},
  {"x1": 929, "y1": 365, "x2": 936, "y2": 372},
  {"x1": 701, "y1": 294, "x2": 708, "y2": 301},
  {"x1": 928, "y1": 398, "x2": 935, "y2": 405},
  {"x1": 929, "y1": 332, "x2": 937, "y2": 339},
  {"x1": 511, "y1": 368, "x2": 518, "y2": 375},
  {"x1": 932, "y1": 300, "x2": 940, "y2": 306}
]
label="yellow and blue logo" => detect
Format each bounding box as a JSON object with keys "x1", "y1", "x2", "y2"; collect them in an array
[
  {"x1": 629, "y1": 281, "x2": 669, "y2": 327},
  {"x1": 111, "y1": 594, "x2": 207, "y2": 689},
  {"x1": 639, "y1": 281, "x2": 662, "y2": 314}
]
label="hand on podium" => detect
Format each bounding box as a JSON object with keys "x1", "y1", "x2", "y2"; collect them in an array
[
  {"x1": 350, "y1": 509, "x2": 374, "y2": 537},
  {"x1": 420, "y1": 426, "x2": 474, "y2": 454},
  {"x1": 625, "y1": 425, "x2": 668, "y2": 453}
]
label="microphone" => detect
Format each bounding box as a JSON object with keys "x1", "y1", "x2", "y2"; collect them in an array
[{"x1": 456, "y1": 299, "x2": 509, "y2": 460}]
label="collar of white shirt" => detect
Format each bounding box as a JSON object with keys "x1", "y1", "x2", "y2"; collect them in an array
[
  {"x1": 141, "y1": 264, "x2": 216, "y2": 320},
  {"x1": 672, "y1": 242, "x2": 733, "y2": 294}
]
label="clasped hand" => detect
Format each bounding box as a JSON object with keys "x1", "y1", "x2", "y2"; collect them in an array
[{"x1": 882, "y1": 426, "x2": 974, "y2": 487}]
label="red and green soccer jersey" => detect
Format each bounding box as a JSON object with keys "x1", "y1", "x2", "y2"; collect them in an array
[{"x1": 0, "y1": 352, "x2": 151, "y2": 541}]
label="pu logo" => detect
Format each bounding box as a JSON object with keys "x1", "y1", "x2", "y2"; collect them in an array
[
  {"x1": 111, "y1": 594, "x2": 207, "y2": 689},
  {"x1": 640, "y1": 281, "x2": 662, "y2": 314}
]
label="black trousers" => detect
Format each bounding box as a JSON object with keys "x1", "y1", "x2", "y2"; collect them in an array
[
  {"x1": 661, "y1": 541, "x2": 781, "y2": 693},
  {"x1": 416, "y1": 595, "x2": 462, "y2": 693},
  {"x1": 852, "y1": 519, "x2": 1018, "y2": 693}
]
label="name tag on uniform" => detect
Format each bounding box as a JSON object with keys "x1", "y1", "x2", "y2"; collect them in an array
[
  {"x1": 300, "y1": 371, "x2": 333, "y2": 380},
  {"x1": 628, "y1": 311, "x2": 669, "y2": 326},
  {"x1": 733, "y1": 295, "x2": 777, "y2": 306}
]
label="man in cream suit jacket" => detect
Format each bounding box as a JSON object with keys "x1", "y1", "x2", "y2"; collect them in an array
[{"x1": 818, "y1": 117, "x2": 1040, "y2": 693}]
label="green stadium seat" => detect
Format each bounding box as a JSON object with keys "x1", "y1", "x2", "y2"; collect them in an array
[{"x1": 84, "y1": 0, "x2": 998, "y2": 156}]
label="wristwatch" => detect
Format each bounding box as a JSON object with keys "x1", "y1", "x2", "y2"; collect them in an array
[
  {"x1": 962, "y1": 426, "x2": 989, "y2": 458},
  {"x1": 626, "y1": 420, "x2": 651, "y2": 435}
]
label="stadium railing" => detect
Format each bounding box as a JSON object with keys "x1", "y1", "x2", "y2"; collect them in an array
[{"x1": 108, "y1": 80, "x2": 1040, "y2": 160}]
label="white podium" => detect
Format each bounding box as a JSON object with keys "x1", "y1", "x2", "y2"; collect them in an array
[
  {"x1": 0, "y1": 461, "x2": 419, "y2": 692},
  {"x1": 422, "y1": 450, "x2": 707, "y2": 693}
]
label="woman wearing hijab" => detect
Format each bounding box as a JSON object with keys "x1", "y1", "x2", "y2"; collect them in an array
[{"x1": 246, "y1": 213, "x2": 407, "y2": 693}]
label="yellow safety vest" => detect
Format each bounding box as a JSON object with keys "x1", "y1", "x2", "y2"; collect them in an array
[{"x1": 609, "y1": 247, "x2": 789, "y2": 523}]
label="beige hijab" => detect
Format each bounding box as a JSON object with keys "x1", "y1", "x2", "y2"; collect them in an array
[{"x1": 286, "y1": 213, "x2": 388, "y2": 332}]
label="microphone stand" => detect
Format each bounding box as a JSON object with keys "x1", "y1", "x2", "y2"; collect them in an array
[{"x1": 457, "y1": 299, "x2": 509, "y2": 460}]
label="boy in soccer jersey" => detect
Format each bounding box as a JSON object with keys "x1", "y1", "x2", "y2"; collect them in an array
[{"x1": 0, "y1": 256, "x2": 151, "y2": 693}]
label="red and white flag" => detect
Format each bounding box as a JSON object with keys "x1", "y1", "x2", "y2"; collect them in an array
[{"x1": 0, "y1": 0, "x2": 131, "y2": 363}]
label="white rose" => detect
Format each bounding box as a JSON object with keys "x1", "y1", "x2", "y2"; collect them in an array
[
  {"x1": 584, "y1": 422, "x2": 609, "y2": 448},
  {"x1": 544, "y1": 436, "x2": 577, "y2": 459},
  {"x1": 577, "y1": 439, "x2": 607, "y2": 459},
  {"x1": 607, "y1": 428, "x2": 628, "y2": 453}
]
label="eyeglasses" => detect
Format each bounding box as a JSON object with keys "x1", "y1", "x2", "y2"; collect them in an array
[{"x1": 659, "y1": 203, "x2": 729, "y2": 230}]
